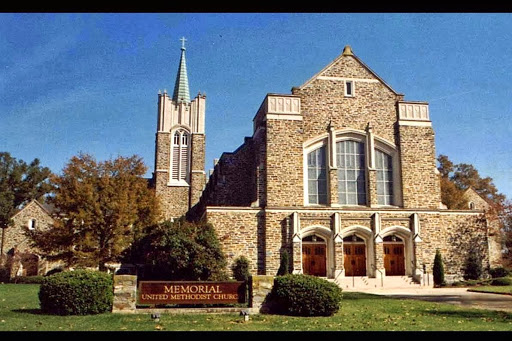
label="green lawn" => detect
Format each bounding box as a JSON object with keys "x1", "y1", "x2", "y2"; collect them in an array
[
  {"x1": 1, "y1": 284, "x2": 511, "y2": 331},
  {"x1": 468, "y1": 286, "x2": 512, "y2": 295}
]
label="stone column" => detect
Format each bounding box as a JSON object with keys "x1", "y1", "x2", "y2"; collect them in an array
[
  {"x1": 112, "y1": 275, "x2": 137, "y2": 313},
  {"x1": 249, "y1": 275, "x2": 275, "y2": 314}
]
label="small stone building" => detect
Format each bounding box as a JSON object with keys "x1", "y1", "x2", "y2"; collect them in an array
[
  {"x1": 0, "y1": 200, "x2": 61, "y2": 279},
  {"x1": 153, "y1": 43, "x2": 500, "y2": 284}
]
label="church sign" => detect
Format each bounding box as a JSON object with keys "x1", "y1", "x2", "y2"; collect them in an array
[{"x1": 138, "y1": 281, "x2": 246, "y2": 305}]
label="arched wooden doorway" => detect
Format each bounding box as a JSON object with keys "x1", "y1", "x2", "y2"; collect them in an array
[
  {"x1": 302, "y1": 234, "x2": 327, "y2": 277},
  {"x1": 343, "y1": 235, "x2": 366, "y2": 276},
  {"x1": 383, "y1": 234, "x2": 405, "y2": 276}
]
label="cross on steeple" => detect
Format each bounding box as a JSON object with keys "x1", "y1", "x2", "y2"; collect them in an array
[{"x1": 180, "y1": 36, "x2": 187, "y2": 50}]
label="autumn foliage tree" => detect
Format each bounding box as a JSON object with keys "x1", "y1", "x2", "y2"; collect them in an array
[
  {"x1": 438, "y1": 154, "x2": 512, "y2": 267},
  {"x1": 27, "y1": 153, "x2": 160, "y2": 271}
]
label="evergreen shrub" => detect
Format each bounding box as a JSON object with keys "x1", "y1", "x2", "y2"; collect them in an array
[
  {"x1": 464, "y1": 250, "x2": 483, "y2": 280},
  {"x1": 433, "y1": 249, "x2": 445, "y2": 287},
  {"x1": 277, "y1": 250, "x2": 290, "y2": 276},
  {"x1": 39, "y1": 270, "x2": 113, "y2": 315},
  {"x1": 269, "y1": 274, "x2": 342, "y2": 316},
  {"x1": 231, "y1": 256, "x2": 250, "y2": 282}
]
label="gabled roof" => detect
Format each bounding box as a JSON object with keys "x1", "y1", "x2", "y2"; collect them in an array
[
  {"x1": 10, "y1": 199, "x2": 54, "y2": 220},
  {"x1": 298, "y1": 45, "x2": 403, "y2": 96}
]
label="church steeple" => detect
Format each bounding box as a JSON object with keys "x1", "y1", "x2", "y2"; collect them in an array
[{"x1": 172, "y1": 37, "x2": 190, "y2": 104}]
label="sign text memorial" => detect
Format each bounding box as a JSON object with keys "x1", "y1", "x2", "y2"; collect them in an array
[{"x1": 138, "y1": 281, "x2": 246, "y2": 305}]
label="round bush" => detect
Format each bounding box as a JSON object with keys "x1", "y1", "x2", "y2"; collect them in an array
[
  {"x1": 269, "y1": 274, "x2": 342, "y2": 316},
  {"x1": 39, "y1": 270, "x2": 113, "y2": 315},
  {"x1": 491, "y1": 277, "x2": 512, "y2": 286}
]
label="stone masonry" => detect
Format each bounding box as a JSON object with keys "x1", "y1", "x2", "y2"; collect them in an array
[{"x1": 180, "y1": 45, "x2": 497, "y2": 283}]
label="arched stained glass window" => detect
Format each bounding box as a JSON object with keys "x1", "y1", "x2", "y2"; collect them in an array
[
  {"x1": 307, "y1": 146, "x2": 327, "y2": 205},
  {"x1": 337, "y1": 140, "x2": 366, "y2": 205},
  {"x1": 376, "y1": 149, "x2": 393, "y2": 205}
]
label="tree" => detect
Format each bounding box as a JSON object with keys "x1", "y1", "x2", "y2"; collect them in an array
[
  {"x1": 128, "y1": 218, "x2": 228, "y2": 281},
  {"x1": 437, "y1": 154, "x2": 505, "y2": 207},
  {"x1": 433, "y1": 249, "x2": 445, "y2": 287},
  {"x1": 0, "y1": 152, "x2": 53, "y2": 229},
  {"x1": 27, "y1": 153, "x2": 160, "y2": 271}
]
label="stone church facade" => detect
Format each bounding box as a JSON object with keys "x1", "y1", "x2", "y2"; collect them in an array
[{"x1": 153, "y1": 42, "x2": 500, "y2": 284}]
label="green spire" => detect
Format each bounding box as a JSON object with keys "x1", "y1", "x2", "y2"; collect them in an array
[{"x1": 172, "y1": 37, "x2": 190, "y2": 104}]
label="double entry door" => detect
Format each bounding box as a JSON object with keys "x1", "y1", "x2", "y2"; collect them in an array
[{"x1": 302, "y1": 243, "x2": 326, "y2": 277}]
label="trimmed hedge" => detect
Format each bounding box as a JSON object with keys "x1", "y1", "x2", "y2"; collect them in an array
[
  {"x1": 491, "y1": 277, "x2": 512, "y2": 286},
  {"x1": 489, "y1": 267, "x2": 510, "y2": 279},
  {"x1": 39, "y1": 270, "x2": 113, "y2": 315},
  {"x1": 269, "y1": 274, "x2": 343, "y2": 316},
  {"x1": 13, "y1": 276, "x2": 45, "y2": 284}
]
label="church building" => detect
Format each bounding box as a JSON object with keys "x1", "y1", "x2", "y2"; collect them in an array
[{"x1": 153, "y1": 40, "x2": 500, "y2": 285}]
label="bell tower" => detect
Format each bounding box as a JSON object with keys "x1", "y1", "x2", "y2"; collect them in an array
[{"x1": 153, "y1": 37, "x2": 206, "y2": 220}]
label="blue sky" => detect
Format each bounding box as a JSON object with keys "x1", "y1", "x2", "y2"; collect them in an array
[{"x1": 1, "y1": 13, "x2": 511, "y2": 199}]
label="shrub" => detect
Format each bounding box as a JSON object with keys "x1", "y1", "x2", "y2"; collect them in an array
[
  {"x1": 13, "y1": 276, "x2": 45, "y2": 284},
  {"x1": 0, "y1": 266, "x2": 9, "y2": 283},
  {"x1": 433, "y1": 249, "x2": 445, "y2": 287},
  {"x1": 231, "y1": 256, "x2": 250, "y2": 282},
  {"x1": 464, "y1": 250, "x2": 483, "y2": 280},
  {"x1": 128, "y1": 218, "x2": 228, "y2": 281},
  {"x1": 277, "y1": 249, "x2": 290, "y2": 276},
  {"x1": 489, "y1": 267, "x2": 510, "y2": 279},
  {"x1": 269, "y1": 274, "x2": 342, "y2": 316},
  {"x1": 39, "y1": 270, "x2": 113, "y2": 315},
  {"x1": 491, "y1": 277, "x2": 512, "y2": 286}
]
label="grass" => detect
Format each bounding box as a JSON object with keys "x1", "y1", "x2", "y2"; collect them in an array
[
  {"x1": 0, "y1": 284, "x2": 511, "y2": 331},
  {"x1": 468, "y1": 286, "x2": 512, "y2": 295}
]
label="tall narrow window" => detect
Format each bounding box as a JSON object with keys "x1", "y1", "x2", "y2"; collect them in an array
[
  {"x1": 28, "y1": 219, "x2": 36, "y2": 230},
  {"x1": 337, "y1": 140, "x2": 366, "y2": 205},
  {"x1": 345, "y1": 80, "x2": 354, "y2": 97},
  {"x1": 171, "y1": 130, "x2": 190, "y2": 183},
  {"x1": 376, "y1": 149, "x2": 394, "y2": 205},
  {"x1": 307, "y1": 146, "x2": 327, "y2": 205}
]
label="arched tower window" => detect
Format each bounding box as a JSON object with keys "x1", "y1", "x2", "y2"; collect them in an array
[
  {"x1": 307, "y1": 146, "x2": 327, "y2": 205},
  {"x1": 171, "y1": 129, "x2": 190, "y2": 183},
  {"x1": 337, "y1": 140, "x2": 366, "y2": 205},
  {"x1": 376, "y1": 149, "x2": 394, "y2": 205}
]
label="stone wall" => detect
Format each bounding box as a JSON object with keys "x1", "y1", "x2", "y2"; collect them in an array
[
  {"x1": 292, "y1": 53, "x2": 400, "y2": 145},
  {"x1": 398, "y1": 125, "x2": 441, "y2": 209},
  {"x1": 112, "y1": 275, "x2": 137, "y2": 313},
  {"x1": 265, "y1": 119, "x2": 304, "y2": 207},
  {"x1": 205, "y1": 208, "x2": 262, "y2": 274}
]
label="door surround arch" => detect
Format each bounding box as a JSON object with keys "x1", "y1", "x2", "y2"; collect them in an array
[
  {"x1": 299, "y1": 225, "x2": 333, "y2": 277},
  {"x1": 340, "y1": 225, "x2": 374, "y2": 277},
  {"x1": 380, "y1": 225, "x2": 413, "y2": 276}
]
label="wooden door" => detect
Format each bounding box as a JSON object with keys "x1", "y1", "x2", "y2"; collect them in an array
[
  {"x1": 344, "y1": 244, "x2": 366, "y2": 276},
  {"x1": 383, "y1": 243, "x2": 405, "y2": 276},
  {"x1": 302, "y1": 244, "x2": 326, "y2": 276}
]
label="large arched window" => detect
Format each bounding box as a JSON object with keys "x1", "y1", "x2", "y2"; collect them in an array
[
  {"x1": 171, "y1": 129, "x2": 190, "y2": 183},
  {"x1": 307, "y1": 146, "x2": 327, "y2": 205},
  {"x1": 376, "y1": 149, "x2": 393, "y2": 205},
  {"x1": 337, "y1": 140, "x2": 366, "y2": 205}
]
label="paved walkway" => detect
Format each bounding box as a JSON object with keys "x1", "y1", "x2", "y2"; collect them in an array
[{"x1": 344, "y1": 286, "x2": 512, "y2": 313}]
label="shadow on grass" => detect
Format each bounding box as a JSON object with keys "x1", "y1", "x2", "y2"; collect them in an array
[
  {"x1": 11, "y1": 308, "x2": 46, "y2": 315},
  {"x1": 423, "y1": 307, "x2": 512, "y2": 320}
]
